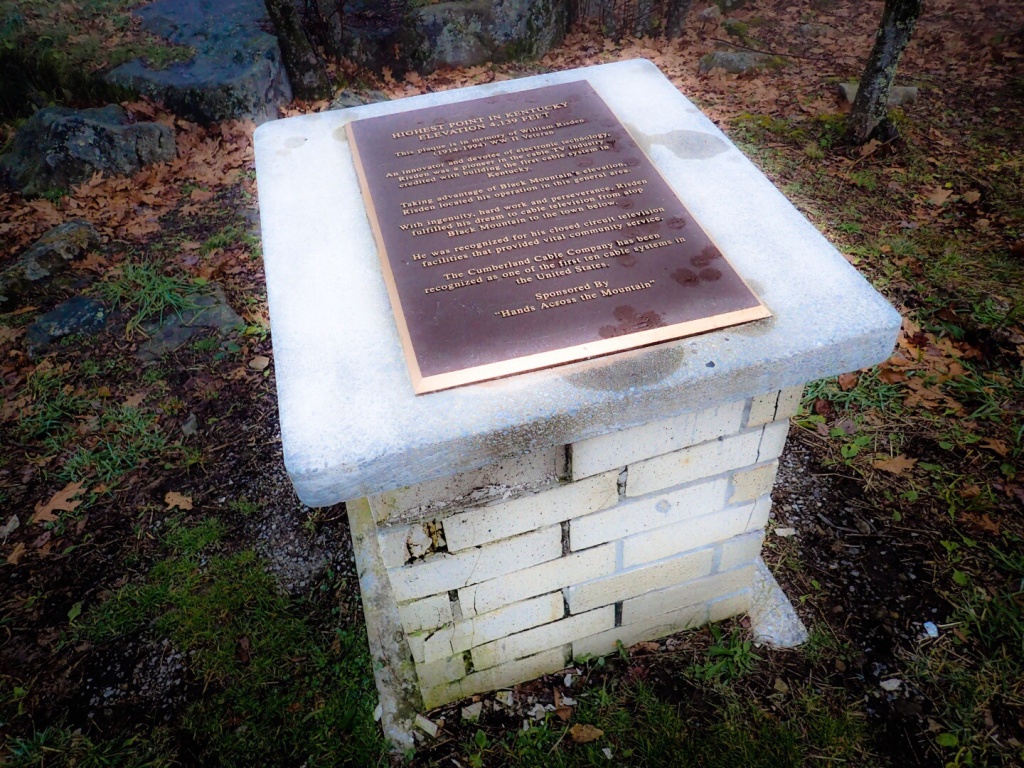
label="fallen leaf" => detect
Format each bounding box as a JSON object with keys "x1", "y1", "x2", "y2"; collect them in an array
[
  {"x1": 123, "y1": 392, "x2": 146, "y2": 408},
  {"x1": 962, "y1": 190, "x2": 981, "y2": 204},
  {"x1": 0, "y1": 326, "x2": 25, "y2": 343},
  {"x1": 6, "y1": 542, "x2": 25, "y2": 565},
  {"x1": 165, "y1": 491, "x2": 193, "y2": 511},
  {"x1": 31, "y1": 481, "x2": 86, "y2": 523},
  {"x1": 975, "y1": 514, "x2": 1001, "y2": 535},
  {"x1": 774, "y1": 677, "x2": 790, "y2": 694},
  {"x1": 981, "y1": 438, "x2": 1009, "y2": 456},
  {"x1": 630, "y1": 641, "x2": 660, "y2": 655},
  {"x1": 570, "y1": 724, "x2": 604, "y2": 743},
  {"x1": 237, "y1": 636, "x2": 251, "y2": 664},
  {"x1": 74, "y1": 252, "x2": 108, "y2": 272},
  {"x1": 249, "y1": 355, "x2": 270, "y2": 371},
  {"x1": 554, "y1": 706, "x2": 573, "y2": 721},
  {"x1": 838, "y1": 372, "x2": 859, "y2": 391},
  {"x1": 189, "y1": 188, "x2": 214, "y2": 202},
  {"x1": 872, "y1": 455, "x2": 918, "y2": 475},
  {"x1": 926, "y1": 187, "x2": 953, "y2": 206}
]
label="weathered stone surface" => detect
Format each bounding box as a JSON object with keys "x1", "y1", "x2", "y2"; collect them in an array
[
  {"x1": 0, "y1": 106, "x2": 174, "y2": 197},
  {"x1": 0, "y1": 221, "x2": 100, "y2": 311},
  {"x1": 26, "y1": 296, "x2": 107, "y2": 357},
  {"x1": 798, "y1": 22, "x2": 834, "y2": 38},
  {"x1": 698, "y1": 50, "x2": 780, "y2": 74},
  {"x1": 838, "y1": 82, "x2": 919, "y2": 107},
  {"x1": 105, "y1": 0, "x2": 292, "y2": 124},
  {"x1": 136, "y1": 284, "x2": 243, "y2": 361},
  {"x1": 339, "y1": 0, "x2": 567, "y2": 75}
]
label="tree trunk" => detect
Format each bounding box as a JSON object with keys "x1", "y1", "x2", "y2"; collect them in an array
[
  {"x1": 847, "y1": 0, "x2": 923, "y2": 144},
  {"x1": 264, "y1": 0, "x2": 332, "y2": 101},
  {"x1": 663, "y1": 0, "x2": 693, "y2": 38}
]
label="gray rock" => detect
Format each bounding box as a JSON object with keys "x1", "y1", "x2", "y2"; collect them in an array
[
  {"x1": 699, "y1": 50, "x2": 779, "y2": 74},
  {"x1": 838, "y1": 82, "x2": 919, "y2": 107},
  {"x1": 136, "y1": 284, "x2": 243, "y2": 361},
  {"x1": 329, "y1": 89, "x2": 390, "y2": 111},
  {"x1": 0, "y1": 106, "x2": 175, "y2": 198},
  {"x1": 339, "y1": 0, "x2": 567, "y2": 76},
  {"x1": 105, "y1": 0, "x2": 291, "y2": 125},
  {"x1": 0, "y1": 221, "x2": 100, "y2": 311},
  {"x1": 798, "y1": 22, "x2": 834, "y2": 38},
  {"x1": 26, "y1": 296, "x2": 107, "y2": 357}
]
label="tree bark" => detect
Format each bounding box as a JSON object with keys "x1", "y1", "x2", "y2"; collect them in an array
[
  {"x1": 264, "y1": 0, "x2": 332, "y2": 101},
  {"x1": 663, "y1": 0, "x2": 693, "y2": 38},
  {"x1": 847, "y1": 0, "x2": 923, "y2": 144}
]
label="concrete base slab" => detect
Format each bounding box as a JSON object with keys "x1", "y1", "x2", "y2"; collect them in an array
[{"x1": 749, "y1": 557, "x2": 809, "y2": 648}]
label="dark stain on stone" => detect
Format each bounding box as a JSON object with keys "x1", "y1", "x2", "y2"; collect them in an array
[
  {"x1": 568, "y1": 345, "x2": 686, "y2": 391},
  {"x1": 617, "y1": 253, "x2": 638, "y2": 268},
  {"x1": 667, "y1": 216, "x2": 687, "y2": 230},
  {"x1": 332, "y1": 126, "x2": 348, "y2": 142},
  {"x1": 284, "y1": 136, "x2": 307, "y2": 149}
]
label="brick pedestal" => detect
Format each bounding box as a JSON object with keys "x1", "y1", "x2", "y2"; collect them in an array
[{"x1": 366, "y1": 388, "x2": 800, "y2": 708}]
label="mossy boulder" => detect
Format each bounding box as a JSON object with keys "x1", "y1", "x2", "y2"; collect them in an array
[{"x1": 0, "y1": 106, "x2": 174, "y2": 198}]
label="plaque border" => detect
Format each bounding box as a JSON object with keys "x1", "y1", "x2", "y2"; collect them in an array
[{"x1": 346, "y1": 84, "x2": 771, "y2": 394}]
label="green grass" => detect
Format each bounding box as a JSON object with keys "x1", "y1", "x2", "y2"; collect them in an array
[
  {"x1": 79, "y1": 518, "x2": 386, "y2": 767},
  {"x1": 909, "y1": 538, "x2": 1024, "y2": 767},
  {"x1": 466, "y1": 678, "x2": 872, "y2": 767},
  {"x1": 60, "y1": 404, "x2": 171, "y2": 484},
  {"x1": 96, "y1": 262, "x2": 200, "y2": 338}
]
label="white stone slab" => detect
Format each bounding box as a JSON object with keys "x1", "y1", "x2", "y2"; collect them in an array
[{"x1": 255, "y1": 59, "x2": 901, "y2": 506}]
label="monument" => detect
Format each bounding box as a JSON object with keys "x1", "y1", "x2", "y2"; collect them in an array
[{"x1": 254, "y1": 60, "x2": 900, "y2": 748}]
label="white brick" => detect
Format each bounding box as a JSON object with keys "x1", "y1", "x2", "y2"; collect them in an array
[
  {"x1": 422, "y1": 647, "x2": 569, "y2": 709},
  {"x1": 572, "y1": 603, "x2": 707, "y2": 660},
  {"x1": 719, "y1": 533, "x2": 764, "y2": 572},
  {"x1": 415, "y1": 654, "x2": 465, "y2": 691},
  {"x1": 570, "y1": 401, "x2": 745, "y2": 480},
  {"x1": 626, "y1": 428, "x2": 763, "y2": 498},
  {"x1": 571, "y1": 478, "x2": 727, "y2": 551},
  {"x1": 398, "y1": 594, "x2": 453, "y2": 633},
  {"x1": 566, "y1": 548, "x2": 714, "y2": 614},
  {"x1": 472, "y1": 607, "x2": 614, "y2": 671},
  {"x1": 443, "y1": 471, "x2": 618, "y2": 552},
  {"x1": 746, "y1": 495, "x2": 773, "y2": 531},
  {"x1": 746, "y1": 386, "x2": 803, "y2": 428},
  {"x1": 746, "y1": 391, "x2": 781, "y2": 429},
  {"x1": 388, "y1": 525, "x2": 561, "y2": 601},
  {"x1": 776, "y1": 385, "x2": 804, "y2": 420},
  {"x1": 730, "y1": 461, "x2": 779, "y2": 505},
  {"x1": 368, "y1": 446, "x2": 565, "y2": 524},
  {"x1": 621, "y1": 566, "x2": 754, "y2": 625},
  {"x1": 708, "y1": 590, "x2": 752, "y2": 622},
  {"x1": 459, "y1": 544, "x2": 616, "y2": 617},
  {"x1": 377, "y1": 523, "x2": 413, "y2": 568},
  {"x1": 621, "y1": 505, "x2": 752, "y2": 568},
  {"x1": 408, "y1": 592, "x2": 563, "y2": 664},
  {"x1": 758, "y1": 420, "x2": 790, "y2": 462}
]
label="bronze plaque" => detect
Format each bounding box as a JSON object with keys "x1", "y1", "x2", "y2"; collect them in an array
[{"x1": 346, "y1": 81, "x2": 770, "y2": 393}]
